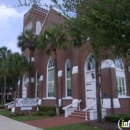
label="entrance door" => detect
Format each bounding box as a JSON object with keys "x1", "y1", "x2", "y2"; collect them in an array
[{"x1": 86, "y1": 81, "x2": 96, "y2": 109}]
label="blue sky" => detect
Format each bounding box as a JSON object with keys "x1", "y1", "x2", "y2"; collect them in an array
[{"x1": 0, "y1": 0, "x2": 55, "y2": 53}]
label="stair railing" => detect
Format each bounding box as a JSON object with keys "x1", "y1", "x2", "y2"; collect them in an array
[
  {"x1": 82, "y1": 102, "x2": 96, "y2": 112},
  {"x1": 62, "y1": 100, "x2": 82, "y2": 117},
  {"x1": 4, "y1": 101, "x2": 15, "y2": 109},
  {"x1": 62, "y1": 100, "x2": 82, "y2": 110}
]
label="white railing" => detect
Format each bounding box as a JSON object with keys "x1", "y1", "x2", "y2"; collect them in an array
[
  {"x1": 63, "y1": 100, "x2": 82, "y2": 110},
  {"x1": 82, "y1": 102, "x2": 96, "y2": 112},
  {"x1": 4, "y1": 101, "x2": 15, "y2": 109},
  {"x1": 63, "y1": 99, "x2": 82, "y2": 117}
]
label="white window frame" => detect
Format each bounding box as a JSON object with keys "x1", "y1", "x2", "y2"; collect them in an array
[
  {"x1": 35, "y1": 70, "x2": 39, "y2": 98},
  {"x1": 65, "y1": 59, "x2": 71, "y2": 97},
  {"x1": 86, "y1": 54, "x2": 95, "y2": 71},
  {"x1": 115, "y1": 57, "x2": 127, "y2": 97},
  {"x1": 46, "y1": 58, "x2": 55, "y2": 98}
]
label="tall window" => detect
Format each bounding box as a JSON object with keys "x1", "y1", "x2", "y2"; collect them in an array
[
  {"x1": 36, "y1": 70, "x2": 40, "y2": 98},
  {"x1": 87, "y1": 54, "x2": 95, "y2": 71},
  {"x1": 115, "y1": 57, "x2": 126, "y2": 96},
  {"x1": 47, "y1": 58, "x2": 54, "y2": 97},
  {"x1": 65, "y1": 59, "x2": 71, "y2": 97},
  {"x1": 116, "y1": 77, "x2": 126, "y2": 96},
  {"x1": 22, "y1": 74, "x2": 28, "y2": 98},
  {"x1": 115, "y1": 57, "x2": 124, "y2": 69}
]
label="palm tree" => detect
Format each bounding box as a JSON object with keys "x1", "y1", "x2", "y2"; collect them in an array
[
  {"x1": 38, "y1": 24, "x2": 68, "y2": 115},
  {"x1": 17, "y1": 29, "x2": 38, "y2": 98},
  {"x1": 5, "y1": 52, "x2": 30, "y2": 98},
  {"x1": 0, "y1": 46, "x2": 11, "y2": 104}
]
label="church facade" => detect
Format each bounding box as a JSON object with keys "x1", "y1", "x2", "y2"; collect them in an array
[{"x1": 17, "y1": 7, "x2": 130, "y2": 115}]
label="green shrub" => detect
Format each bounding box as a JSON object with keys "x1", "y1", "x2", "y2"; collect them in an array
[
  {"x1": 118, "y1": 114, "x2": 130, "y2": 117},
  {"x1": 20, "y1": 112, "x2": 26, "y2": 116},
  {"x1": 59, "y1": 107, "x2": 64, "y2": 114},
  {"x1": 47, "y1": 110, "x2": 56, "y2": 116},
  {"x1": 0, "y1": 106, "x2": 5, "y2": 109},
  {"x1": 38, "y1": 106, "x2": 56, "y2": 112},
  {"x1": 7, "y1": 113, "x2": 16, "y2": 117},
  {"x1": 38, "y1": 106, "x2": 64, "y2": 114},
  {"x1": 105, "y1": 116, "x2": 130, "y2": 123},
  {"x1": 32, "y1": 111, "x2": 44, "y2": 116}
]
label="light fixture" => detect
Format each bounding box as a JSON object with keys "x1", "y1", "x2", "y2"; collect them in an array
[{"x1": 91, "y1": 72, "x2": 95, "y2": 79}]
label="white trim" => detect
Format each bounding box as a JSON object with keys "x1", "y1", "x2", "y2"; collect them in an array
[
  {"x1": 31, "y1": 57, "x2": 35, "y2": 62},
  {"x1": 39, "y1": 75, "x2": 43, "y2": 81},
  {"x1": 46, "y1": 57, "x2": 54, "y2": 98},
  {"x1": 18, "y1": 80, "x2": 20, "y2": 85},
  {"x1": 102, "y1": 98, "x2": 120, "y2": 108},
  {"x1": 65, "y1": 59, "x2": 71, "y2": 97},
  {"x1": 62, "y1": 97, "x2": 73, "y2": 100},
  {"x1": 72, "y1": 66, "x2": 78, "y2": 74},
  {"x1": 101, "y1": 59, "x2": 115, "y2": 69},
  {"x1": 58, "y1": 70, "x2": 62, "y2": 77},
  {"x1": 118, "y1": 96, "x2": 130, "y2": 99},
  {"x1": 42, "y1": 98, "x2": 56, "y2": 100},
  {"x1": 31, "y1": 77, "x2": 34, "y2": 83}
]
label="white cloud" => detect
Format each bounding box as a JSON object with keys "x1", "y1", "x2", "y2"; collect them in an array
[
  {"x1": 0, "y1": 4, "x2": 25, "y2": 28},
  {"x1": 0, "y1": 4, "x2": 28, "y2": 52}
]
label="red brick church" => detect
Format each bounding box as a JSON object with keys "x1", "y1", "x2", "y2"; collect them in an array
[{"x1": 15, "y1": 6, "x2": 130, "y2": 120}]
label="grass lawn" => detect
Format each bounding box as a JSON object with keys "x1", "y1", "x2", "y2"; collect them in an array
[
  {"x1": 0, "y1": 109, "x2": 46, "y2": 121},
  {"x1": 45, "y1": 123, "x2": 104, "y2": 130},
  {"x1": 11, "y1": 116, "x2": 46, "y2": 121}
]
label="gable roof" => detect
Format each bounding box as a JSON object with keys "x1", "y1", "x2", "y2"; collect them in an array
[{"x1": 40, "y1": 7, "x2": 65, "y2": 34}]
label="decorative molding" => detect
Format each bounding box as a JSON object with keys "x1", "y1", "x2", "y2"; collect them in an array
[
  {"x1": 58, "y1": 70, "x2": 62, "y2": 77},
  {"x1": 102, "y1": 98, "x2": 120, "y2": 108},
  {"x1": 18, "y1": 80, "x2": 20, "y2": 85},
  {"x1": 31, "y1": 57, "x2": 35, "y2": 62},
  {"x1": 101, "y1": 59, "x2": 115, "y2": 69},
  {"x1": 39, "y1": 75, "x2": 43, "y2": 81},
  {"x1": 42, "y1": 98, "x2": 56, "y2": 100},
  {"x1": 72, "y1": 66, "x2": 78, "y2": 74},
  {"x1": 31, "y1": 77, "x2": 34, "y2": 83}
]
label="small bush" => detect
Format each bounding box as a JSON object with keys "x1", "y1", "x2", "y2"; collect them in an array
[
  {"x1": 7, "y1": 113, "x2": 16, "y2": 117},
  {"x1": 47, "y1": 110, "x2": 56, "y2": 116},
  {"x1": 0, "y1": 106, "x2": 5, "y2": 109},
  {"x1": 32, "y1": 111, "x2": 44, "y2": 116},
  {"x1": 38, "y1": 106, "x2": 56, "y2": 112},
  {"x1": 20, "y1": 112, "x2": 26, "y2": 116},
  {"x1": 59, "y1": 107, "x2": 64, "y2": 114},
  {"x1": 105, "y1": 115, "x2": 130, "y2": 123},
  {"x1": 38, "y1": 106, "x2": 64, "y2": 114}
]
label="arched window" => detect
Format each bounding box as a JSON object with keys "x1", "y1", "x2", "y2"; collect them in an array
[
  {"x1": 22, "y1": 74, "x2": 28, "y2": 98},
  {"x1": 35, "y1": 70, "x2": 40, "y2": 98},
  {"x1": 115, "y1": 57, "x2": 124, "y2": 69},
  {"x1": 47, "y1": 58, "x2": 54, "y2": 97},
  {"x1": 115, "y1": 57, "x2": 126, "y2": 96},
  {"x1": 36, "y1": 21, "x2": 41, "y2": 35},
  {"x1": 65, "y1": 59, "x2": 71, "y2": 97},
  {"x1": 87, "y1": 54, "x2": 95, "y2": 71}
]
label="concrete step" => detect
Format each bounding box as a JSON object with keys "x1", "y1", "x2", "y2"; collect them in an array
[{"x1": 69, "y1": 110, "x2": 88, "y2": 119}]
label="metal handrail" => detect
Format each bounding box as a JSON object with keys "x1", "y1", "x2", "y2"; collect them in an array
[
  {"x1": 4, "y1": 101, "x2": 15, "y2": 106},
  {"x1": 62, "y1": 100, "x2": 82, "y2": 110},
  {"x1": 82, "y1": 102, "x2": 96, "y2": 112}
]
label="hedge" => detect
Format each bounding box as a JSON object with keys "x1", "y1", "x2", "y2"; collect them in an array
[
  {"x1": 38, "y1": 106, "x2": 64, "y2": 114},
  {"x1": 105, "y1": 115, "x2": 130, "y2": 123}
]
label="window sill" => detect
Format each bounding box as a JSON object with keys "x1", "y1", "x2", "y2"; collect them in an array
[
  {"x1": 118, "y1": 96, "x2": 130, "y2": 99},
  {"x1": 62, "y1": 97, "x2": 73, "y2": 100},
  {"x1": 42, "y1": 98, "x2": 56, "y2": 100}
]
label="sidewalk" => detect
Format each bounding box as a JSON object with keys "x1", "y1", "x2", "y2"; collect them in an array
[{"x1": 0, "y1": 115, "x2": 42, "y2": 130}]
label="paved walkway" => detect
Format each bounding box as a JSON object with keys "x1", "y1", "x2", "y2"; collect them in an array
[
  {"x1": 0, "y1": 115, "x2": 42, "y2": 130},
  {"x1": 24, "y1": 116, "x2": 85, "y2": 129},
  {"x1": 0, "y1": 114, "x2": 85, "y2": 130}
]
